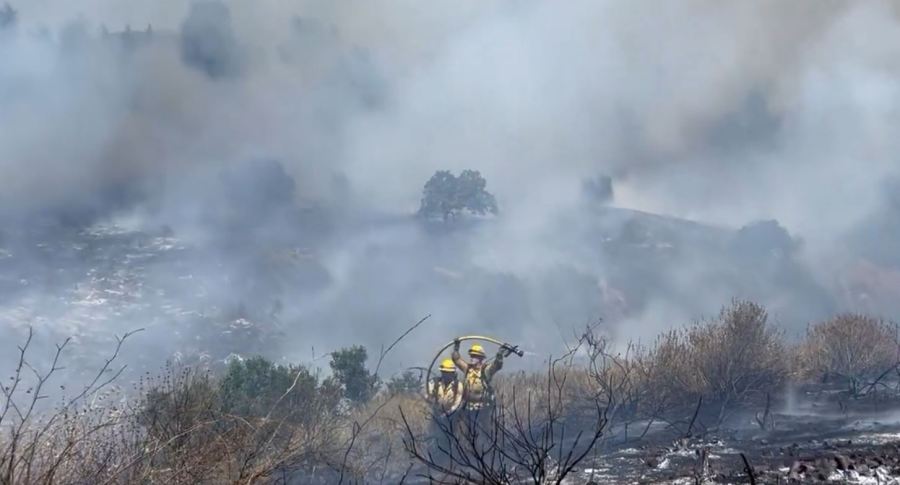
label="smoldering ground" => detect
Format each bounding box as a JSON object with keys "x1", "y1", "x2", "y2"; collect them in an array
[{"x1": 1, "y1": 0, "x2": 900, "y2": 377}]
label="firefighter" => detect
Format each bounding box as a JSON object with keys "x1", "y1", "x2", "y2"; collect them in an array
[
  {"x1": 425, "y1": 359, "x2": 463, "y2": 461},
  {"x1": 452, "y1": 339, "x2": 514, "y2": 437},
  {"x1": 426, "y1": 358, "x2": 464, "y2": 415}
]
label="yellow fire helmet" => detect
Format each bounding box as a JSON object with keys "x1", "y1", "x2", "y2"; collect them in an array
[
  {"x1": 439, "y1": 359, "x2": 455, "y2": 373},
  {"x1": 468, "y1": 343, "x2": 486, "y2": 359}
]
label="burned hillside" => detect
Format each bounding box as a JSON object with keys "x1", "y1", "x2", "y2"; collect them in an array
[
  {"x1": 3, "y1": 0, "x2": 900, "y2": 483},
  {"x1": 0, "y1": 186, "x2": 843, "y2": 374}
]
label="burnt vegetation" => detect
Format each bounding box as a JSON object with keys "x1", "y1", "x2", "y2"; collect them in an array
[
  {"x1": 1, "y1": 0, "x2": 899, "y2": 481},
  {"x1": 2, "y1": 300, "x2": 900, "y2": 483}
]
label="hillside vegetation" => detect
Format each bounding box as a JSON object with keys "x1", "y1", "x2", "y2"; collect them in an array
[{"x1": 1, "y1": 300, "x2": 898, "y2": 484}]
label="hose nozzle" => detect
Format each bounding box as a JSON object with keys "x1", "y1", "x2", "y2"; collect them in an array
[{"x1": 502, "y1": 343, "x2": 525, "y2": 357}]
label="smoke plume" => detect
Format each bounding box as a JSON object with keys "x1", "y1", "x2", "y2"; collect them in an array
[{"x1": 1, "y1": 0, "x2": 900, "y2": 375}]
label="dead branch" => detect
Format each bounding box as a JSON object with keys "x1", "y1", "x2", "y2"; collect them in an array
[
  {"x1": 740, "y1": 453, "x2": 757, "y2": 485},
  {"x1": 755, "y1": 393, "x2": 773, "y2": 431},
  {"x1": 374, "y1": 314, "x2": 431, "y2": 378},
  {"x1": 685, "y1": 397, "x2": 702, "y2": 439}
]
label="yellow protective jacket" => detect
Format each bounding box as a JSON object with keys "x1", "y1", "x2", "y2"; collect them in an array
[
  {"x1": 426, "y1": 378, "x2": 464, "y2": 414},
  {"x1": 452, "y1": 348, "x2": 503, "y2": 408}
]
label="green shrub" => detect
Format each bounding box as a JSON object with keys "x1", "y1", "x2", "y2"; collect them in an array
[
  {"x1": 219, "y1": 356, "x2": 320, "y2": 418},
  {"x1": 385, "y1": 370, "x2": 421, "y2": 396},
  {"x1": 330, "y1": 346, "x2": 379, "y2": 404}
]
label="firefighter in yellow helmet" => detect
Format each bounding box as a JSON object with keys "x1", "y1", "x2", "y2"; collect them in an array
[
  {"x1": 452, "y1": 339, "x2": 512, "y2": 414},
  {"x1": 425, "y1": 358, "x2": 463, "y2": 462},
  {"x1": 426, "y1": 358, "x2": 463, "y2": 415}
]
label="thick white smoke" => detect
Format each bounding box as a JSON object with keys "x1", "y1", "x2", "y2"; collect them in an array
[{"x1": 1, "y1": 0, "x2": 900, "y2": 374}]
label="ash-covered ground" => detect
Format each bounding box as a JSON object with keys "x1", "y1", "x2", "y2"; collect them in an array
[
  {"x1": 574, "y1": 385, "x2": 900, "y2": 484},
  {"x1": 0, "y1": 203, "x2": 845, "y2": 381}
]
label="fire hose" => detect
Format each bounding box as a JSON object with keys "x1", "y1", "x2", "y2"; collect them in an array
[{"x1": 425, "y1": 335, "x2": 524, "y2": 394}]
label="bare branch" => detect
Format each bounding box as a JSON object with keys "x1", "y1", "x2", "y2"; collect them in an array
[{"x1": 374, "y1": 314, "x2": 431, "y2": 378}]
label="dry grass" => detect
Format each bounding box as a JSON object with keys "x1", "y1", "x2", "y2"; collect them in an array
[
  {"x1": 334, "y1": 393, "x2": 429, "y2": 482},
  {"x1": 0, "y1": 328, "x2": 140, "y2": 485},
  {"x1": 7, "y1": 301, "x2": 900, "y2": 483},
  {"x1": 126, "y1": 365, "x2": 347, "y2": 484},
  {"x1": 0, "y1": 332, "x2": 351, "y2": 485}
]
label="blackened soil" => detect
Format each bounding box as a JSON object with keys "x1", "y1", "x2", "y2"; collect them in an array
[{"x1": 574, "y1": 386, "x2": 900, "y2": 484}]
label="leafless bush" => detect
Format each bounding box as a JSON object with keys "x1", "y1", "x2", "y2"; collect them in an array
[
  {"x1": 798, "y1": 313, "x2": 900, "y2": 396},
  {"x1": 678, "y1": 300, "x2": 787, "y2": 410},
  {"x1": 581, "y1": 300, "x2": 787, "y2": 431},
  {"x1": 0, "y1": 327, "x2": 140, "y2": 485},
  {"x1": 581, "y1": 332, "x2": 669, "y2": 438}
]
